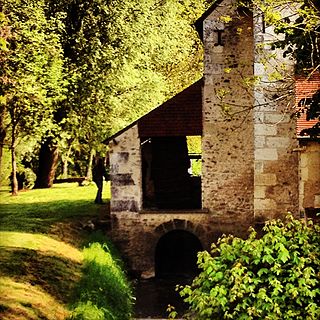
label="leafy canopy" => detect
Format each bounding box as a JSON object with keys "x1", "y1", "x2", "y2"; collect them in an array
[{"x1": 0, "y1": 0, "x2": 67, "y2": 144}]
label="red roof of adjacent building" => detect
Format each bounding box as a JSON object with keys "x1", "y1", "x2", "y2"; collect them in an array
[{"x1": 296, "y1": 72, "x2": 320, "y2": 136}]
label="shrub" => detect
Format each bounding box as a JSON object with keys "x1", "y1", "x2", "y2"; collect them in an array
[
  {"x1": 178, "y1": 215, "x2": 320, "y2": 320},
  {"x1": 68, "y1": 243, "x2": 133, "y2": 320},
  {"x1": 68, "y1": 301, "x2": 106, "y2": 320}
]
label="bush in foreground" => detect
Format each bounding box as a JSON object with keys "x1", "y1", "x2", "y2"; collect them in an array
[
  {"x1": 68, "y1": 242, "x2": 133, "y2": 320},
  {"x1": 178, "y1": 215, "x2": 320, "y2": 320}
]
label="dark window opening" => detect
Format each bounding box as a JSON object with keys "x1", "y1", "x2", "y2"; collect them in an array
[
  {"x1": 155, "y1": 230, "x2": 203, "y2": 279},
  {"x1": 141, "y1": 136, "x2": 201, "y2": 210}
]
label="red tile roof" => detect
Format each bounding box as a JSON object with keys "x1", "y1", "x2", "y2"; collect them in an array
[
  {"x1": 138, "y1": 80, "x2": 202, "y2": 137},
  {"x1": 296, "y1": 72, "x2": 320, "y2": 136}
]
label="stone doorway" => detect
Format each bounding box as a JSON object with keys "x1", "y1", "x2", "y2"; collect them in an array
[{"x1": 141, "y1": 136, "x2": 201, "y2": 210}]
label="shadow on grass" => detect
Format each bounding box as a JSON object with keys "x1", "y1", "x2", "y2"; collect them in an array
[
  {"x1": 0, "y1": 247, "x2": 82, "y2": 303},
  {"x1": 0, "y1": 199, "x2": 107, "y2": 233}
]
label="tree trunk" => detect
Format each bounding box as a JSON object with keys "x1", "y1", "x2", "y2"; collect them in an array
[
  {"x1": 0, "y1": 111, "x2": 7, "y2": 188},
  {"x1": 86, "y1": 148, "x2": 95, "y2": 180},
  {"x1": 62, "y1": 158, "x2": 68, "y2": 179},
  {"x1": 11, "y1": 134, "x2": 18, "y2": 196},
  {"x1": 62, "y1": 143, "x2": 73, "y2": 179},
  {"x1": 0, "y1": 136, "x2": 5, "y2": 188},
  {"x1": 34, "y1": 139, "x2": 59, "y2": 188}
]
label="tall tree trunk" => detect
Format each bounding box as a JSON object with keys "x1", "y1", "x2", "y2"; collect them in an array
[
  {"x1": 62, "y1": 144, "x2": 72, "y2": 179},
  {"x1": 0, "y1": 111, "x2": 7, "y2": 188},
  {"x1": 86, "y1": 148, "x2": 95, "y2": 180},
  {"x1": 0, "y1": 136, "x2": 5, "y2": 188},
  {"x1": 11, "y1": 132, "x2": 18, "y2": 196},
  {"x1": 62, "y1": 158, "x2": 68, "y2": 179},
  {"x1": 34, "y1": 138, "x2": 59, "y2": 188}
]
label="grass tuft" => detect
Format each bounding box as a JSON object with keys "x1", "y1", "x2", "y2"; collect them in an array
[
  {"x1": 69, "y1": 243, "x2": 133, "y2": 320},
  {"x1": 0, "y1": 277, "x2": 69, "y2": 320}
]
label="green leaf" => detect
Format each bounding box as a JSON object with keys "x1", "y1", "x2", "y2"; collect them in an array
[
  {"x1": 277, "y1": 244, "x2": 290, "y2": 263},
  {"x1": 257, "y1": 268, "x2": 268, "y2": 277}
]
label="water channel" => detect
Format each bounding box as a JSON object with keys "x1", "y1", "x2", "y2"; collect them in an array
[
  {"x1": 134, "y1": 277, "x2": 191, "y2": 318},
  {"x1": 133, "y1": 229, "x2": 202, "y2": 318}
]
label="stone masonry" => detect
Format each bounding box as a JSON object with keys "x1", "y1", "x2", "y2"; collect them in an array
[
  {"x1": 253, "y1": 8, "x2": 299, "y2": 220},
  {"x1": 109, "y1": 125, "x2": 142, "y2": 213},
  {"x1": 299, "y1": 141, "x2": 320, "y2": 210},
  {"x1": 202, "y1": 0, "x2": 255, "y2": 225}
]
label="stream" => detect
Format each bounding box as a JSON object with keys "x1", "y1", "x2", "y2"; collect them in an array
[{"x1": 134, "y1": 277, "x2": 192, "y2": 319}]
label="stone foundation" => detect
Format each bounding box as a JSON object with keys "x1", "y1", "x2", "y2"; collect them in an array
[{"x1": 108, "y1": 210, "x2": 253, "y2": 275}]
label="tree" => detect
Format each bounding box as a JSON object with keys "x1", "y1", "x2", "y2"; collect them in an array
[
  {"x1": 34, "y1": 0, "x2": 209, "y2": 187},
  {"x1": 0, "y1": 0, "x2": 67, "y2": 194},
  {"x1": 0, "y1": 11, "x2": 9, "y2": 186}
]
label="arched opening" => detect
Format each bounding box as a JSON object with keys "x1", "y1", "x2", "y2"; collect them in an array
[{"x1": 155, "y1": 230, "x2": 203, "y2": 279}]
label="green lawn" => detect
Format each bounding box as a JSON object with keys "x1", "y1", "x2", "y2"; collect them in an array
[
  {"x1": 0, "y1": 182, "x2": 109, "y2": 234},
  {"x1": 0, "y1": 182, "x2": 133, "y2": 320}
]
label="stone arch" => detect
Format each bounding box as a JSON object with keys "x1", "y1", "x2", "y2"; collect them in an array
[
  {"x1": 154, "y1": 219, "x2": 205, "y2": 239},
  {"x1": 154, "y1": 220, "x2": 203, "y2": 279}
]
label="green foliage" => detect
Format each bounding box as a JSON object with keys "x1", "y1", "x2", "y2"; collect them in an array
[
  {"x1": 0, "y1": 0, "x2": 67, "y2": 193},
  {"x1": 46, "y1": 0, "x2": 207, "y2": 143},
  {"x1": 4, "y1": 0, "x2": 208, "y2": 186},
  {"x1": 9, "y1": 167, "x2": 36, "y2": 190},
  {"x1": 179, "y1": 215, "x2": 320, "y2": 319},
  {"x1": 69, "y1": 243, "x2": 133, "y2": 320},
  {"x1": 187, "y1": 136, "x2": 202, "y2": 176},
  {"x1": 68, "y1": 302, "x2": 105, "y2": 320},
  {"x1": 0, "y1": 0, "x2": 67, "y2": 141}
]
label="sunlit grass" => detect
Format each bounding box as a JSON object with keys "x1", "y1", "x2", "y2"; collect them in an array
[
  {"x1": 0, "y1": 277, "x2": 70, "y2": 320},
  {"x1": 0, "y1": 182, "x2": 110, "y2": 233},
  {"x1": 0, "y1": 182, "x2": 110, "y2": 204},
  {"x1": 69, "y1": 243, "x2": 133, "y2": 320},
  {"x1": 0, "y1": 232, "x2": 82, "y2": 263},
  {"x1": 0, "y1": 230, "x2": 83, "y2": 318}
]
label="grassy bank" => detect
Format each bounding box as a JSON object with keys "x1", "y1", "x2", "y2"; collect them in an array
[
  {"x1": 0, "y1": 183, "x2": 133, "y2": 319},
  {"x1": 0, "y1": 183, "x2": 104, "y2": 235}
]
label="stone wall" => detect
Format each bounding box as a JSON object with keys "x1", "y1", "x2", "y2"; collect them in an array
[
  {"x1": 299, "y1": 141, "x2": 320, "y2": 210},
  {"x1": 202, "y1": 0, "x2": 255, "y2": 222},
  {"x1": 108, "y1": 125, "x2": 142, "y2": 213},
  {"x1": 108, "y1": 121, "x2": 252, "y2": 274},
  {"x1": 253, "y1": 10, "x2": 299, "y2": 220}
]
